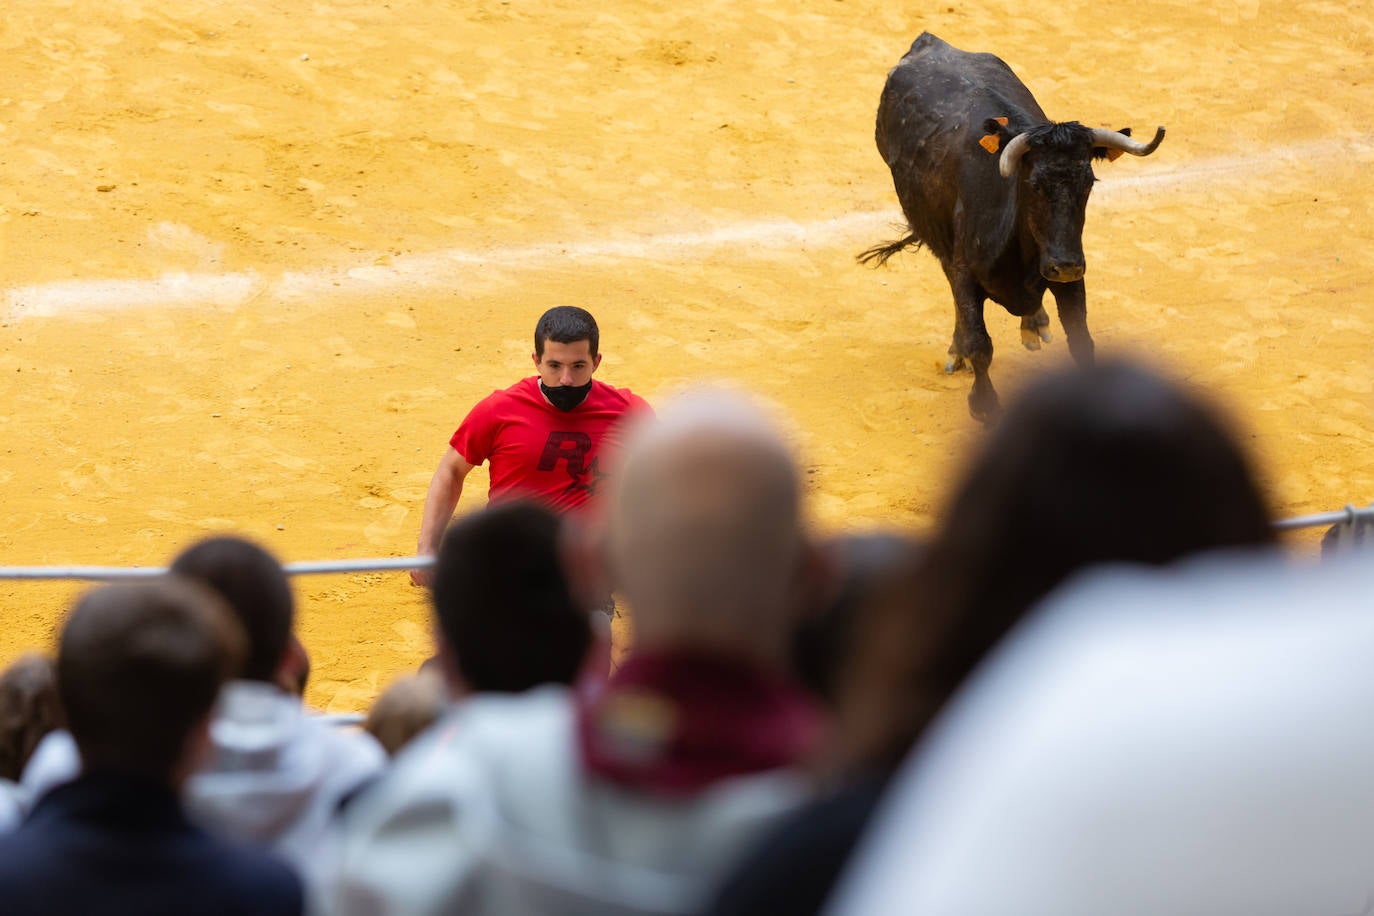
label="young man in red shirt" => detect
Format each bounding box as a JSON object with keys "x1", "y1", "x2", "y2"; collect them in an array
[{"x1": 410, "y1": 307, "x2": 651, "y2": 588}]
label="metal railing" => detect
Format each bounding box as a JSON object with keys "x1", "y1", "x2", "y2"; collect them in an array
[
  {"x1": 0, "y1": 505, "x2": 1369, "y2": 582},
  {"x1": 0, "y1": 555, "x2": 434, "y2": 581},
  {"x1": 1271, "y1": 503, "x2": 1374, "y2": 532}
]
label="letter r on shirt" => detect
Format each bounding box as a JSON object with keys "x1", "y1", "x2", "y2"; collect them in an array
[{"x1": 537, "y1": 431, "x2": 593, "y2": 476}]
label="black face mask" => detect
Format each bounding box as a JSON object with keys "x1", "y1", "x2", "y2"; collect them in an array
[{"x1": 541, "y1": 380, "x2": 593, "y2": 412}]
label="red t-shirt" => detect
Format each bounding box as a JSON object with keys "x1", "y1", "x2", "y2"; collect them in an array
[{"x1": 450, "y1": 377, "x2": 651, "y2": 514}]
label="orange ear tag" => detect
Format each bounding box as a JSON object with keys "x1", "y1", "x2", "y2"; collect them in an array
[
  {"x1": 1104, "y1": 149, "x2": 1124, "y2": 162},
  {"x1": 980, "y1": 117, "x2": 1009, "y2": 154}
]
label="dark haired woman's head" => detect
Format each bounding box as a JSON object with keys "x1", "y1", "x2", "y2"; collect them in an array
[
  {"x1": 839, "y1": 359, "x2": 1274, "y2": 773},
  {"x1": 950, "y1": 360, "x2": 1273, "y2": 569}
]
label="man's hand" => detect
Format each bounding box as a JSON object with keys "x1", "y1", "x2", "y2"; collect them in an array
[{"x1": 410, "y1": 448, "x2": 475, "y2": 590}]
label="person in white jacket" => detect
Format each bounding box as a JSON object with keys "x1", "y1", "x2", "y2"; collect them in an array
[
  {"x1": 318, "y1": 389, "x2": 829, "y2": 916},
  {"x1": 21, "y1": 536, "x2": 385, "y2": 869},
  {"x1": 828, "y1": 552, "x2": 1374, "y2": 916}
]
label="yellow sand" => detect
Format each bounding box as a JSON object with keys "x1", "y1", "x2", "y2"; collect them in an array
[{"x1": 1, "y1": 0, "x2": 1370, "y2": 711}]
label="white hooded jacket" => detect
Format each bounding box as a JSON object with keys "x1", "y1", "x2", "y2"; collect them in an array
[{"x1": 318, "y1": 685, "x2": 809, "y2": 916}]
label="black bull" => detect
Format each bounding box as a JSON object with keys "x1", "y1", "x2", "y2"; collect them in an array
[{"x1": 860, "y1": 33, "x2": 1165, "y2": 422}]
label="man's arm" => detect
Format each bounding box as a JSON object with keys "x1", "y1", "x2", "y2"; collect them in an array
[{"x1": 410, "y1": 448, "x2": 476, "y2": 587}]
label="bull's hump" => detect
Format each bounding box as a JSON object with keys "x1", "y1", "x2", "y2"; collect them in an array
[
  {"x1": 899, "y1": 32, "x2": 1003, "y2": 71},
  {"x1": 904, "y1": 31, "x2": 948, "y2": 57},
  {"x1": 889, "y1": 34, "x2": 1043, "y2": 126}
]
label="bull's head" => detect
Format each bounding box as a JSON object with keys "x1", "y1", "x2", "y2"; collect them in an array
[{"x1": 984, "y1": 120, "x2": 1165, "y2": 283}]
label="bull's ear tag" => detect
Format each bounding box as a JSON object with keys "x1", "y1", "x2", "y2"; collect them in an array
[{"x1": 979, "y1": 116, "x2": 1010, "y2": 154}]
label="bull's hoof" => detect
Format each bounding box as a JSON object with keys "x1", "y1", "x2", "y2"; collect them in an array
[
  {"x1": 968, "y1": 390, "x2": 1001, "y2": 425},
  {"x1": 944, "y1": 354, "x2": 966, "y2": 373},
  {"x1": 1020, "y1": 312, "x2": 1052, "y2": 350},
  {"x1": 1019, "y1": 326, "x2": 1052, "y2": 350}
]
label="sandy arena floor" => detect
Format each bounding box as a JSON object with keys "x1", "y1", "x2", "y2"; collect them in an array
[{"x1": 1, "y1": 0, "x2": 1371, "y2": 711}]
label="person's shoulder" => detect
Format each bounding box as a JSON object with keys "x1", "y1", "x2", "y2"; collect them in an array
[
  {"x1": 455, "y1": 685, "x2": 574, "y2": 749},
  {"x1": 0, "y1": 779, "x2": 29, "y2": 832},
  {"x1": 355, "y1": 689, "x2": 572, "y2": 812},
  {"x1": 0, "y1": 819, "x2": 47, "y2": 873},
  {"x1": 0, "y1": 830, "x2": 55, "y2": 914},
  {"x1": 400, "y1": 687, "x2": 573, "y2": 777},
  {"x1": 311, "y1": 715, "x2": 388, "y2": 785},
  {"x1": 201, "y1": 835, "x2": 304, "y2": 915},
  {"x1": 319, "y1": 691, "x2": 580, "y2": 914},
  {"x1": 20, "y1": 729, "x2": 79, "y2": 799},
  {"x1": 503, "y1": 376, "x2": 541, "y2": 397},
  {"x1": 456, "y1": 380, "x2": 543, "y2": 438},
  {"x1": 592, "y1": 379, "x2": 652, "y2": 413}
]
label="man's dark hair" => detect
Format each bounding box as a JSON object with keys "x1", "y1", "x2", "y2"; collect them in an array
[
  {"x1": 170, "y1": 536, "x2": 294, "y2": 683},
  {"x1": 534, "y1": 306, "x2": 599, "y2": 358},
  {"x1": 431, "y1": 502, "x2": 592, "y2": 692},
  {"x1": 59, "y1": 578, "x2": 245, "y2": 781}
]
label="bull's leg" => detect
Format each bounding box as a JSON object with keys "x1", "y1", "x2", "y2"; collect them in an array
[
  {"x1": 945, "y1": 327, "x2": 966, "y2": 373},
  {"x1": 1019, "y1": 305, "x2": 1052, "y2": 351},
  {"x1": 1050, "y1": 280, "x2": 1094, "y2": 368},
  {"x1": 947, "y1": 278, "x2": 998, "y2": 422}
]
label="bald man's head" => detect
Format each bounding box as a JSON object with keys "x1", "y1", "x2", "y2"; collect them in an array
[{"x1": 605, "y1": 391, "x2": 812, "y2": 662}]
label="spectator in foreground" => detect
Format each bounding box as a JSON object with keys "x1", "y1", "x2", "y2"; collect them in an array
[
  {"x1": 172, "y1": 536, "x2": 386, "y2": 862},
  {"x1": 830, "y1": 552, "x2": 1374, "y2": 916},
  {"x1": 352, "y1": 502, "x2": 594, "y2": 809},
  {"x1": 22, "y1": 537, "x2": 386, "y2": 869},
  {"x1": 705, "y1": 359, "x2": 1277, "y2": 915},
  {"x1": 428, "y1": 500, "x2": 594, "y2": 702},
  {"x1": 0, "y1": 579, "x2": 302, "y2": 916},
  {"x1": 321, "y1": 389, "x2": 826, "y2": 915}
]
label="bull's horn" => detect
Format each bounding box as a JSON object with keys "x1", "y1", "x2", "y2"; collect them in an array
[
  {"x1": 998, "y1": 132, "x2": 1033, "y2": 178},
  {"x1": 1090, "y1": 126, "x2": 1166, "y2": 157}
]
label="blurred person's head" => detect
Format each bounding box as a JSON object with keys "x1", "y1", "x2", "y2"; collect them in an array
[
  {"x1": 431, "y1": 501, "x2": 592, "y2": 696},
  {"x1": 839, "y1": 359, "x2": 1275, "y2": 772},
  {"x1": 170, "y1": 536, "x2": 295, "y2": 686},
  {"x1": 0, "y1": 654, "x2": 64, "y2": 782},
  {"x1": 280, "y1": 635, "x2": 311, "y2": 698},
  {"x1": 363, "y1": 670, "x2": 447, "y2": 757},
  {"x1": 792, "y1": 532, "x2": 923, "y2": 706},
  {"x1": 59, "y1": 578, "x2": 245, "y2": 785},
  {"x1": 600, "y1": 389, "x2": 820, "y2": 668}
]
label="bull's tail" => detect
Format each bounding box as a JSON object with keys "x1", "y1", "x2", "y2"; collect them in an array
[{"x1": 857, "y1": 232, "x2": 923, "y2": 267}]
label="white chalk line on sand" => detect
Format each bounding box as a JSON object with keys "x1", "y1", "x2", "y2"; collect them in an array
[{"x1": 5, "y1": 134, "x2": 1371, "y2": 320}]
